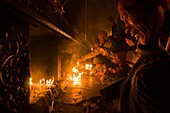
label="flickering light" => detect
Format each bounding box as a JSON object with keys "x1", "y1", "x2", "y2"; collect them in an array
[
  {"x1": 72, "y1": 67, "x2": 79, "y2": 73},
  {"x1": 29, "y1": 78, "x2": 33, "y2": 85},
  {"x1": 85, "y1": 64, "x2": 93, "y2": 70},
  {"x1": 40, "y1": 78, "x2": 45, "y2": 85},
  {"x1": 29, "y1": 77, "x2": 55, "y2": 104},
  {"x1": 71, "y1": 72, "x2": 83, "y2": 86},
  {"x1": 46, "y1": 77, "x2": 54, "y2": 87}
]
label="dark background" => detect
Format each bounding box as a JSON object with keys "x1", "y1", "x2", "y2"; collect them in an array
[{"x1": 63, "y1": 0, "x2": 118, "y2": 42}]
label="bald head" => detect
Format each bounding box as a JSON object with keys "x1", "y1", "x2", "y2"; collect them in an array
[
  {"x1": 117, "y1": 0, "x2": 167, "y2": 45},
  {"x1": 118, "y1": 0, "x2": 162, "y2": 12}
]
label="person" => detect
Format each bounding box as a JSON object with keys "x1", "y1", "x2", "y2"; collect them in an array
[
  {"x1": 89, "y1": 54, "x2": 126, "y2": 86},
  {"x1": 110, "y1": 35, "x2": 140, "y2": 68},
  {"x1": 78, "y1": 30, "x2": 133, "y2": 78},
  {"x1": 107, "y1": 15, "x2": 138, "y2": 73},
  {"x1": 89, "y1": 55, "x2": 108, "y2": 84},
  {"x1": 77, "y1": 30, "x2": 114, "y2": 62},
  {"x1": 107, "y1": 17, "x2": 134, "y2": 53},
  {"x1": 107, "y1": 16, "x2": 117, "y2": 38},
  {"x1": 77, "y1": 30, "x2": 118, "y2": 72},
  {"x1": 83, "y1": 0, "x2": 170, "y2": 113},
  {"x1": 102, "y1": 0, "x2": 170, "y2": 112}
]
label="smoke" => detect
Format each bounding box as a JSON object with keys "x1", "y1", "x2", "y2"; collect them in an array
[
  {"x1": 29, "y1": 36, "x2": 59, "y2": 81},
  {"x1": 63, "y1": 0, "x2": 119, "y2": 43},
  {"x1": 28, "y1": 0, "x2": 119, "y2": 81}
]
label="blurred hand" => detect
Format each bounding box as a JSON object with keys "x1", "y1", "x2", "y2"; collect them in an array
[
  {"x1": 96, "y1": 47, "x2": 108, "y2": 56},
  {"x1": 109, "y1": 53, "x2": 120, "y2": 64},
  {"x1": 108, "y1": 67, "x2": 121, "y2": 74},
  {"x1": 110, "y1": 51, "x2": 127, "y2": 64}
]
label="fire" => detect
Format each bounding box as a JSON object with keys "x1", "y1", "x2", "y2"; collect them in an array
[
  {"x1": 29, "y1": 78, "x2": 33, "y2": 85},
  {"x1": 71, "y1": 72, "x2": 83, "y2": 86},
  {"x1": 46, "y1": 77, "x2": 54, "y2": 87},
  {"x1": 85, "y1": 63, "x2": 93, "y2": 70},
  {"x1": 39, "y1": 78, "x2": 45, "y2": 85},
  {"x1": 69, "y1": 62, "x2": 92, "y2": 86},
  {"x1": 29, "y1": 77, "x2": 54, "y2": 103},
  {"x1": 72, "y1": 67, "x2": 79, "y2": 73},
  {"x1": 69, "y1": 66, "x2": 83, "y2": 86}
]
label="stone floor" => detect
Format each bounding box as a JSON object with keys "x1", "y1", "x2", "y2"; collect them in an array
[
  {"x1": 51, "y1": 73, "x2": 126, "y2": 113},
  {"x1": 52, "y1": 75, "x2": 104, "y2": 113}
]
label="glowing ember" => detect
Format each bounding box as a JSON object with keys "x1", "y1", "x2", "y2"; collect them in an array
[
  {"x1": 29, "y1": 78, "x2": 33, "y2": 85},
  {"x1": 77, "y1": 62, "x2": 80, "y2": 66},
  {"x1": 72, "y1": 67, "x2": 79, "y2": 73},
  {"x1": 68, "y1": 62, "x2": 93, "y2": 86},
  {"x1": 71, "y1": 72, "x2": 83, "y2": 86},
  {"x1": 46, "y1": 77, "x2": 54, "y2": 87},
  {"x1": 68, "y1": 66, "x2": 83, "y2": 86},
  {"x1": 85, "y1": 64, "x2": 93, "y2": 70},
  {"x1": 40, "y1": 78, "x2": 45, "y2": 85}
]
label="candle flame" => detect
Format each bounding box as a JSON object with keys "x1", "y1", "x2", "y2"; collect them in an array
[
  {"x1": 71, "y1": 72, "x2": 83, "y2": 86},
  {"x1": 85, "y1": 64, "x2": 93, "y2": 70},
  {"x1": 29, "y1": 78, "x2": 33, "y2": 85},
  {"x1": 72, "y1": 67, "x2": 79, "y2": 73},
  {"x1": 68, "y1": 62, "x2": 93, "y2": 86}
]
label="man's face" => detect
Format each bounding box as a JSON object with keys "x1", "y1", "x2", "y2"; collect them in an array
[{"x1": 117, "y1": 0, "x2": 166, "y2": 45}]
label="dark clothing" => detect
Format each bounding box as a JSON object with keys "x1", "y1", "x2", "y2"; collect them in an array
[
  {"x1": 110, "y1": 18, "x2": 135, "y2": 53},
  {"x1": 113, "y1": 18, "x2": 125, "y2": 40},
  {"x1": 111, "y1": 36, "x2": 134, "y2": 53},
  {"x1": 93, "y1": 54, "x2": 118, "y2": 72},
  {"x1": 100, "y1": 42, "x2": 170, "y2": 113},
  {"x1": 110, "y1": 23, "x2": 117, "y2": 39}
]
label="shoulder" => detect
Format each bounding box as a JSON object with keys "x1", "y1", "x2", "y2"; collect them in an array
[{"x1": 132, "y1": 56, "x2": 170, "y2": 89}]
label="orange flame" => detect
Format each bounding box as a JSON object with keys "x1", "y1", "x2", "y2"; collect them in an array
[
  {"x1": 85, "y1": 64, "x2": 93, "y2": 70},
  {"x1": 69, "y1": 66, "x2": 84, "y2": 86}
]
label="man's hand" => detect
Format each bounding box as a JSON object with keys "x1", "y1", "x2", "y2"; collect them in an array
[
  {"x1": 108, "y1": 67, "x2": 121, "y2": 74},
  {"x1": 109, "y1": 51, "x2": 127, "y2": 64},
  {"x1": 96, "y1": 47, "x2": 109, "y2": 56}
]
